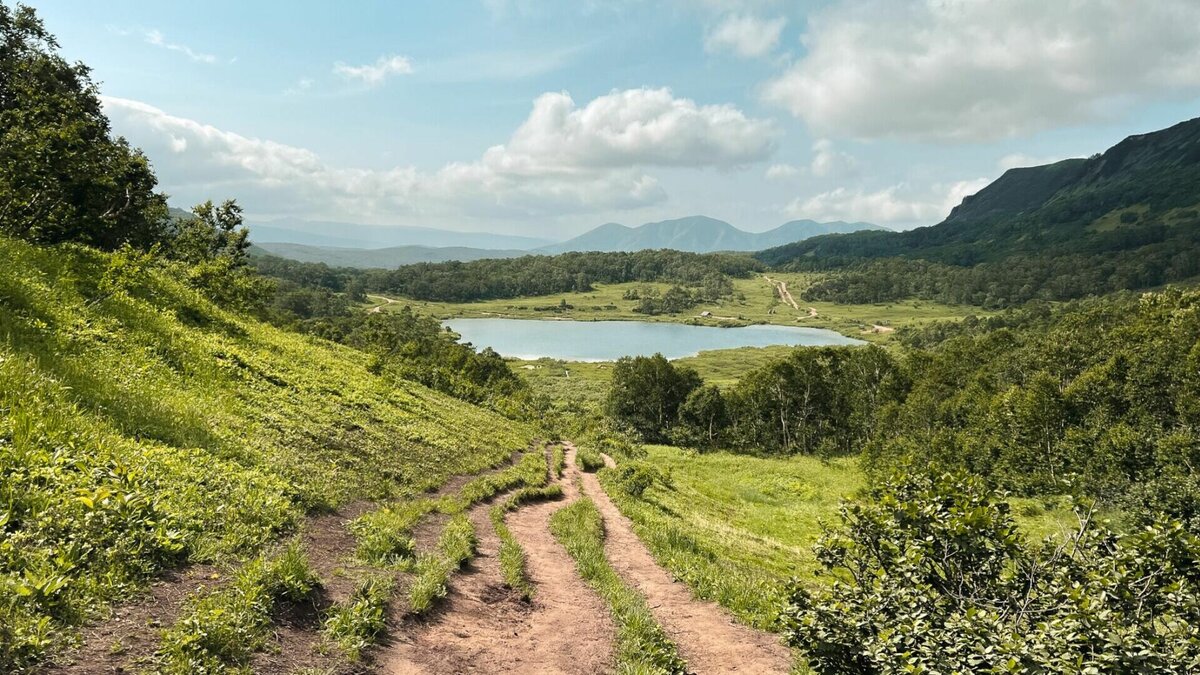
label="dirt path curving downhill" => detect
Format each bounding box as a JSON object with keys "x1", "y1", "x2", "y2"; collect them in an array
[
  {"x1": 380, "y1": 446, "x2": 616, "y2": 674},
  {"x1": 579, "y1": 450, "x2": 793, "y2": 675}
]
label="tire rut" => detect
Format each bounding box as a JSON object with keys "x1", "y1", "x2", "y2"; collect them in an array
[
  {"x1": 578, "y1": 448, "x2": 792, "y2": 675},
  {"x1": 380, "y1": 446, "x2": 615, "y2": 674}
]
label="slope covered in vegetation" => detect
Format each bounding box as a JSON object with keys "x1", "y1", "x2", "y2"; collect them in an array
[{"x1": 0, "y1": 235, "x2": 532, "y2": 668}]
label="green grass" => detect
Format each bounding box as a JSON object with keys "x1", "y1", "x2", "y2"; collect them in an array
[
  {"x1": 156, "y1": 542, "x2": 319, "y2": 674},
  {"x1": 378, "y1": 274, "x2": 983, "y2": 344},
  {"x1": 407, "y1": 514, "x2": 476, "y2": 615},
  {"x1": 577, "y1": 446, "x2": 606, "y2": 472},
  {"x1": 490, "y1": 482, "x2": 566, "y2": 600},
  {"x1": 550, "y1": 497, "x2": 687, "y2": 675},
  {"x1": 0, "y1": 236, "x2": 533, "y2": 667},
  {"x1": 551, "y1": 445, "x2": 566, "y2": 478},
  {"x1": 599, "y1": 445, "x2": 1084, "y2": 633},
  {"x1": 321, "y1": 575, "x2": 393, "y2": 661}
]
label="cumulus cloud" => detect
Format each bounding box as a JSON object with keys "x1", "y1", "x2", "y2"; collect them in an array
[
  {"x1": 101, "y1": 87, "x2": 774, "y2": 221},
  {"x1": 809, "y1": 138, "x2": 855, "y2": 177},
  {"x1": 785, "y1": 178, "x2": 990, "y2": 227},
  {"x1": 143, "y1": 29, "x2": 217, "y2": 64},
  {"x1": 705, "y1": 14, "x2": 786, "y2": 58},
  {"x1": 765, "y1": 163, "x2": 799, "y2": 180},
  {"x1": 763, "y1": 0, "x2": 1200, "y2": 142},
  {"x1": 333, "y1": 55, "x2": 414, "y2": 86}
]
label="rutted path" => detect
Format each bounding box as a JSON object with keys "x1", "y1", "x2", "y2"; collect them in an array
[
  {"x1": 579, "y1": 449, "x2": 793, "y2": 674},
  {"x1": 380, "y1": 446, "x2": 616, "y2": 674},
  {"x1": 764, "y1": 275, "x2": 801, "y2": 311}
]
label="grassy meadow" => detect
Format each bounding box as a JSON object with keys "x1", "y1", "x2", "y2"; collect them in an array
[
  {"x1": 374, "y1": 272, "x2": 984, "y2": 343},
  {"x1": 597, "y1": 445, "x2": 1082, "y2": 633},
  {"x1": 0, "y1": 236, "x2": 533, "y2": 667}
]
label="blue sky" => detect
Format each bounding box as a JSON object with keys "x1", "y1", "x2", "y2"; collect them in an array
[{"x1": 30, "y1": 0, "x2": 1200, "y2": 239}]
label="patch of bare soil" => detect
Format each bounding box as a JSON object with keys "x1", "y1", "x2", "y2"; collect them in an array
[
  {"x1": 37, "y1": 564, "x2": 224, "y2": 674},
  {"x1": 379, "y1": 446, "x2": 616, "y2": 674},
  {"x1": 581, "y1": 451, "x2": 793, "y2": 675}
]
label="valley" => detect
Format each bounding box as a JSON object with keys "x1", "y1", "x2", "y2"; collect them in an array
[{"x1": 6, "y1": 3, "x2": 1200, "y2": 673}]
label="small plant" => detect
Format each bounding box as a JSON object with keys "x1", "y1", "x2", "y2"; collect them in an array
[
  {"x1": 322, "y1": 576, "x2": 393, "y2": 660},
  {"x1": 577, "y1": 447, "x2": 605, "y2": 472},
  {"x1": 407, "y1": 514, "x2": 476, "y2": 615}
]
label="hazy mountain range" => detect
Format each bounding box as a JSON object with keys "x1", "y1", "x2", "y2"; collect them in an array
[{"x1": 245, "y1": 216, "x2": 887, "y2": 269}]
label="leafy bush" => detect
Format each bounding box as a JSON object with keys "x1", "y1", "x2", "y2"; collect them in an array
[
  {"x1": 783, "y1": 471, "x2": 1200, "y2": 674},
  {"x1": 576, "y1": 447, "x2": 605, "y2": 473},
  {"x1": 609, "y1": 462, "x2": 671, "y2": 498}
]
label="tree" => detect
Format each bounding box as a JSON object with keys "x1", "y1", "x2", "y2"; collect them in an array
[
  {"x1": 674, "y1": 384, "x2": 728, "y2": 449},
  {"x1": 606, "y1": 354, "x2": 701, "y2": 442},
  {"x1": 0, "y1": 3, "x2": 167, "y2": 249},
  {"x1": 168, "y1": 200, "x2": 250, "y2": 265}
]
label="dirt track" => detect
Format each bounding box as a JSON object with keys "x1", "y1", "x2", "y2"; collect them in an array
[{"x1": 380, "y1": 446, "x2": 616, "y2": 674}]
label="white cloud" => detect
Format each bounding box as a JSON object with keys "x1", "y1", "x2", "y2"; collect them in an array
[
  {"x1": 284, "y1": 78, "x2": 314, "y2": 95},
  {"x1": 101, "y1": 88, "x2": 774, "y2": 221},
  {"x1": 809, "y1": 138, "x2": 855, "y2": 177},
  {"x1": 997, "y1": 152, "x2": 1067, "y2": 171},
  {"x1": 785, "y1": 178, "x2": 990, "y2": 227},
  {"x1": 705, "y1": 14, "x2": 786, "y2": 58},
  {"x1": 763, "y1": 0, "x2": 1200, "y2": 142},
  {"x1": 333, "y1": 55, "x2": 414, "y2": 86},
  {"x1": 143, "y1": 29, "x2": 217, "y2": 64},
  {"x1": 765, "y1": 163, "x2": 799, "y2": 180}
]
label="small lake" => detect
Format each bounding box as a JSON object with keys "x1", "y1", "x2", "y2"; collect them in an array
[{"x1": 443, "y1": 318, "x2": 863, "y2": 362}]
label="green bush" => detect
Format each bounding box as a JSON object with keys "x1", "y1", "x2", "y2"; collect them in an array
[
  {"x1": 577, "y1": 447, "x2": 605, "y2": 472},
  {"x1": 783, "y1": 471, "x2": 1200, "y2": 674},
  {"x1": 322, "y1": 576, "x2": 393, "y2": 660}
]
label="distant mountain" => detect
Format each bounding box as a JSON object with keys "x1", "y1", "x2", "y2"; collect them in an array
[
  {"x1": 756, "y1": 116, "x2": 1200, "y2": 269},
  {"x1": 537, "y1": 216, "x2": 885, "y2": 254},
  {"x1": 249, "y1": 242, "x2": 526, "y2": 268},
  {"x1": 245, "y1": 218, "x2": 554, "y2": 250}
]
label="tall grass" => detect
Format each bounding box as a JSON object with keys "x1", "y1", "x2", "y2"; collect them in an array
[{"x1": 550, "y1": 497, "x2": 687, "y2": 674}]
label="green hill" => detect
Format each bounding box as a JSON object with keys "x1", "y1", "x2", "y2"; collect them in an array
[
  {"x1": 0, "y1": 235, "x2": 532, "y2": 667},
  {"x1": 756, "y1": 117, "x2": 1200, "y2": 306}
]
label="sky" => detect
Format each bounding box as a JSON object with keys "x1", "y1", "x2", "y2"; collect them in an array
[{"x1": 29, "y1": 0, "x2": 1200, "y2": 239}]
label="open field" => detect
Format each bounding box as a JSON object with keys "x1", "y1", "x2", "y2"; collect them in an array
[
  {"x1": 374, "y1": 272, "x2": 986, "y2": 343},
  {"x1": 598, "y1": 445, "x2": 1083, "y2": 633}
]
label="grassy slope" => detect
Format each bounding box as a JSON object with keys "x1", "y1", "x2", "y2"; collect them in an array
[
  {"x1": 603, "y1": 445, "x2": 1081, "y2": 632},
  {"x1": 0, "y1": 236, "x2": 532, "y2": 667},
  {"x1": 377, "y1": 273, "x2": 982, "y2": 344}
]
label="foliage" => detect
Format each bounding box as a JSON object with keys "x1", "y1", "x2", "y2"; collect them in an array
[
  {"x1": 0, "y1": 3, "x2": 168, "y2": 250},
  {"x1": 672, "y1": 384, "x2": 728, "y2": 449},
  {"x1": 605, "y1": 354, "x2": 701, "y2": 442},
  {"x1": 607, "y1": 462, "x2": 671, "y2": 498},
  {"x1": 576, "y1": 446, "x2": 606, "y2": 473},
  {"x1": 783, "y1": 471, "x2": 1200, "y2": 674},
  {"x1": 407, "y1": 514, "x2": 476, "y2": 614},
  {"x1": 156, "y1": 543, "x2": 319, "y2": 674},
  {"x1": 0, "y1": 234, "x2": 531, "y2": 667},
  {"x1": 550, "y1": 497, "x2": 688, "y2": 674},
  {"x1": 357, "y1": 249, "x2": 761, "y2": 303},
  {"x1": 321, "y1": 575, "x2": 393, "y2": 661}
]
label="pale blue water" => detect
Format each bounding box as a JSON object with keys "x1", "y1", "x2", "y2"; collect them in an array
[{"x1": 443, "y1": 318, "x2": 863, "y2": 361}]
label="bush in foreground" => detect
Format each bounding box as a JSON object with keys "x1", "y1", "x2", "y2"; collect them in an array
[{"x1": 783, "y1": 471, "x2": 1200, "y2": 674}]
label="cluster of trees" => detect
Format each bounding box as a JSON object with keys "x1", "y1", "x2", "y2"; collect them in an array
[
  {"x1": 606, "y1": 289, "x2": 1200, "y2": 525},
  {"x1": 785, "y1": 471, "x2": 1200, "y2": 673},
  {"x1": 797, "y1": 231, "x2": 1200, "y2": 308},
  {"x1": 624, "y1": 274, "x2": 735, "y2": 315},
  {"x1": 355, "y1": 249, "x2": 760, "y2": 303},
  {"x1": 0, "y1": 5, "x2": 266, "y2": 310}
]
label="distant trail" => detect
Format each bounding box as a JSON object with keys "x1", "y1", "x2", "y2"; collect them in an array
[
  {"x1": 580, "y1": 451, "x2": 793, "y2": 674},
  {"x1": 367, "y1": 295, "x2": 398, "y2": 314},
  {"x1": 764, "y1": 276, "x2": 800, "y2": 311},
  {"x1": 381, "y1": 446, "x2": 615, "y2": 674}
]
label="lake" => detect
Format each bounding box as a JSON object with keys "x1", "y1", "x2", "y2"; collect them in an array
[{"x1": 442, "y1": 318, "x2": 863, "y2": 361}]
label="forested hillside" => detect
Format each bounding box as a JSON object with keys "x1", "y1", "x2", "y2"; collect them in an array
[{"x1": 756, "y1": 118, "x2": 1200, "y2": 307}]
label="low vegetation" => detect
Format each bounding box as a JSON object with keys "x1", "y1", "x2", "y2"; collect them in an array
[
  {"x1": 321, "y1": 575, "x2": 394, "y2": 661},
  {"x1": 550, "y1": 497, "x2": 688, "y2": 674},
  {"x1": 156, "y1": 543, "x2": 319, "y2": 674},
  {"x1": 408, "y1": 514, "x2": 477, "y2": 615}
]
